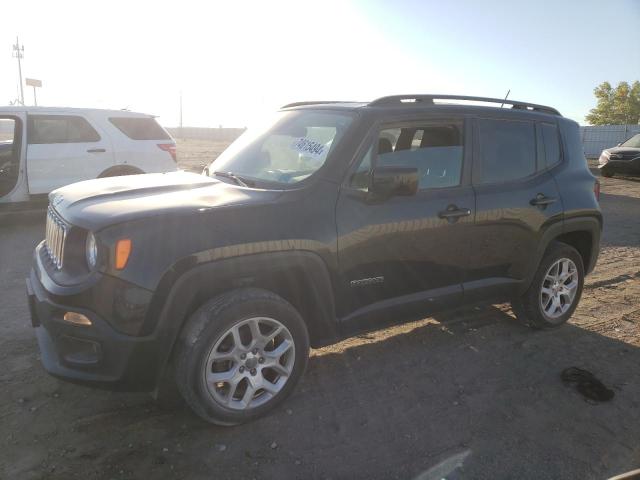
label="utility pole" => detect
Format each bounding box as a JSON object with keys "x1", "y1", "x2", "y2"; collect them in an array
[{"x1": 12, "y1": 37, "x2": 25, "y2": 105}]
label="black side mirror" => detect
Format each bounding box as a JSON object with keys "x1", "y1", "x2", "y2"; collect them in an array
[{"x1": 369, "y1": 166, "x2": 418, "y2": 199}]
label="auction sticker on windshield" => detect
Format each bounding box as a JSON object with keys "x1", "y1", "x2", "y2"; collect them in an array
[{"x1": 290, "y1": 137, "x2": 327, "y2": 159}]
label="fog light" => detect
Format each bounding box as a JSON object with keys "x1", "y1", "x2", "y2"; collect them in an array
[
  {"x1": 59, "y1": 336, "x2": 101, "y2": 365},
  {"x1": 63, "y1": 312, "x2": 92, "y2": 326}
]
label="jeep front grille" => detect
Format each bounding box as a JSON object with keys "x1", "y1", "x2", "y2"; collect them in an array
[{"x1": 45, "y1": 207, "x2": 68, "y2": 270}]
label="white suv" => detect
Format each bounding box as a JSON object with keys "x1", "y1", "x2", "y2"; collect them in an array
[{"x1": 0, "y1": 107, "x2": 177, "y2": 204}]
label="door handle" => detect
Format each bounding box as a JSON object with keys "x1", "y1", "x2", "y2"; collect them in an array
[
  {"x1": 87, "y1": 148, "x2": 106, "y2": 153},
  {"x1": 438, "y1": 205, "x2": 471, "y2": 220},
  {"x1": 530, "y1": 194, "x2": 557, "y2": 206}
]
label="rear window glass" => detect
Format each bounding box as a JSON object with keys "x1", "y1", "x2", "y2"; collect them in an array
[
  {"x1": 28, "y1": 115, "x2": 101, "y2": 144},
  {"x1": 109, "y1": 117, "x2": 170, "y2": 140},
  {"x1": 478, "y1": 118, "x2": 535, "y2": 184}
]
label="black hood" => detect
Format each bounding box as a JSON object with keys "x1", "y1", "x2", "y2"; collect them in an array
[{"x1": 49, "y1": 172, "x2": 284, "y2": 231}]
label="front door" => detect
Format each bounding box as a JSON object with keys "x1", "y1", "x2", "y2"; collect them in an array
[
  {"x1": 26, "y1": 113, "x2": 114, "y2": 194},
  {"x1": 335, "y1": 117, "x2": 474, "y2": 326}
]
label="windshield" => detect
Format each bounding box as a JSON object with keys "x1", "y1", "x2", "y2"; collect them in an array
[
  {"x1": 209, "y1": 110, "x2": 353, "y2": 185},
  {"x1": 620, "y1": 134, "x2": 640, "y2": 148}
]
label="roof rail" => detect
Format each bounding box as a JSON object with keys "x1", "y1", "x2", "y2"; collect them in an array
[
  {"x1": 280, "y1": 100, "x2": 358, "y2": 109},
  {"x1": 368, "y1": 94, "x2": 561, "y2": 116}
]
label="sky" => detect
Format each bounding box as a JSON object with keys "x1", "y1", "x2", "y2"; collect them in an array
[{"x1": 1, "y1": 0, "x2": 639, "y2": 127}]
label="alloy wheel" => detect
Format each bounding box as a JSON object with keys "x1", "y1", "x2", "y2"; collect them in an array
[
  {"x1": 539, "y1": 258, "x2": 579, "y2": 319},
  {"x1": 202, "y1": 317, "x2": 295, "y2": 410}
]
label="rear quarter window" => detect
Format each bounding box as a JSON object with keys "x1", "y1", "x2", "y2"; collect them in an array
[
  {"x1": 109, "y1": 117, "x2": 171, "y2": 140},
  {"x1": 540, "y1": 123, "x2": 561, "y2": 169}
]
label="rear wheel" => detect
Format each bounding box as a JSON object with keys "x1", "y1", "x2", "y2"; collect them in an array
[
  {"x1": 98, "y1": 166, "x2": 143, "y2": 178},
  {"x1": 512, "y1": 242, "x2": 584, "y2": 329},
  {"x1": 174, "y1": 288, "x2": 309, "y2": 425}
]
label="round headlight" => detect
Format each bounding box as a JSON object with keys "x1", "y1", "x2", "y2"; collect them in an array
[{"x1": 86, "y1": 232, "x2": 98, "y2": 269}]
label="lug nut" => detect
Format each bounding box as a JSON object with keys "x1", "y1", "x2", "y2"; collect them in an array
[
  {"x1": 258, "y1": 357, "x2": 265, "y2": 364},
  {"x1": 252, "y1": 348, "x2": 258, "y2": 355},
  {"x1": 239, "y1": 366, "x2": 245, "y2": 373},
  {"x1": 240, "y1": 353, "x2": 246, "y2": 360},
  {"x1": 250, "y1": 368, "x2": 257, "y2": 376}
]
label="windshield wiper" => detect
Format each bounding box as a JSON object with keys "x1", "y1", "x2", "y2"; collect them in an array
[{"x1": 213, "y1": 171, "x2": 251, "y2": 187}]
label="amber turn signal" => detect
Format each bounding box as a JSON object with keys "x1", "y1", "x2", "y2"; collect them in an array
[
  {"x1": 115, "y1": 239, "x2": 132, "y2": 270},
  {"x1": 63, "y1": 312, "x2": 92, "y2": 326}
]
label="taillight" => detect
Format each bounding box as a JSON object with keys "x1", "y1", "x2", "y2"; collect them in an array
[
  {"x1": 157, "y1": 143, "x2": 177, "y2": 162},
  {"x1": 594, "y1": 180, "x2": 600, "y2": 202}
]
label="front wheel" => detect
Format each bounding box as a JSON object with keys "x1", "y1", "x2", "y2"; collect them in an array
[
  {"x1": 174, "y1": 288, "x2": 309, "y2": 425},
  {"x1": 512, "y1": 242, "x2": 584, "y2": 329},
  {"x1": 600, "y1": 167, "x2": 614, "y2": 178}
]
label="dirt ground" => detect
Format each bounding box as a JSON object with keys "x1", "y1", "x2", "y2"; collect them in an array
[{"x1": 1, "y1": 147, "x2": 639, "y2": 479}]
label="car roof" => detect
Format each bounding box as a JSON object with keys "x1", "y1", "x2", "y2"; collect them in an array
[
  {"x1": 0, "y1": 106, "x2": 155, "y2": 117},
  {"x1": 280, "y1": 94, "x2": 562, "y2": 120}
]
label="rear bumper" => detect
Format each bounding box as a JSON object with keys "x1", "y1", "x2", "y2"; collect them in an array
[{"x1": 26, "y1": 268, "x2": 162, "y2": 392}]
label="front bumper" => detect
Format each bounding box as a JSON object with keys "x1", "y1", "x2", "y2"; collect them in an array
[
  {"x1": 598, "y1": 156, "x2": 640, "y2": 174},
  {"x1": 26, "y1": 267, "x2": 162, "y2": 392}
]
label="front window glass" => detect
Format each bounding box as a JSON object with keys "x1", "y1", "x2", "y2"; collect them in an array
[
  {"x1": 209, "y1": 110, "x2": 353, "y2": 185},
  {"x1": 349, "y1": 145, "x2": 373, "y2": 190},
  {"x1": 620, "y1": 134, "x2": 640, "y2": 148},
  {"x1": 349, "y1": 123, "x2": 464, "y2": 191},
  {"x1": 378, "y1": 123, "x2": 464, "y2": 189}
]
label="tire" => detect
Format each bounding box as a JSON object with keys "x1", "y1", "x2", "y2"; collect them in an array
[
  {"x1": 98, "y1": 166, "x2": 143, "y2": 178},
  {"x1": 512, "y1": 242, "x2": 584, "y2": 329},
  {"x1": 600, "y1": 167, "x2": 614, "y2": 178},
  {"x1": 174, "y1": 288, "x2": 309, "y2": 425}
]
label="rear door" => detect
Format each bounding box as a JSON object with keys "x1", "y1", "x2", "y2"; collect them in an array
[
  {"x1": 26, "y1": 113, "x2": 114, "y2": 194},
  {"x1": 465, "y1": 116, "x2": 563, "y2": 300},
  {"x1": 335, "y1": 116, "x2": 475, "y2": 324}
]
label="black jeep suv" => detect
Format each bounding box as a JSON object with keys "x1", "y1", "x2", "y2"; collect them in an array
[{"x1": 26, "y1": 94, "x2": 602, "y2": 425}]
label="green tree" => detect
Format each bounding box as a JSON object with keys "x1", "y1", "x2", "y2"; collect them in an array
[{"x1": 586, "y1": 81, "x2": 640, "y2": 125}]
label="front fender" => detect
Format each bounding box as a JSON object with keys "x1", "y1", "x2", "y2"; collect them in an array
[{"x1": 147, "y1": 250, "x2": 338, "y2": 388}]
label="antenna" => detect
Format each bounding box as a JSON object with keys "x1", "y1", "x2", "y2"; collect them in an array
[
  {"x1": 500, "y1": 89, "x2": 511, "y2": 108},
  {"x1": 12, "y1": 36, "x2": 25, "y2": 105}
]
